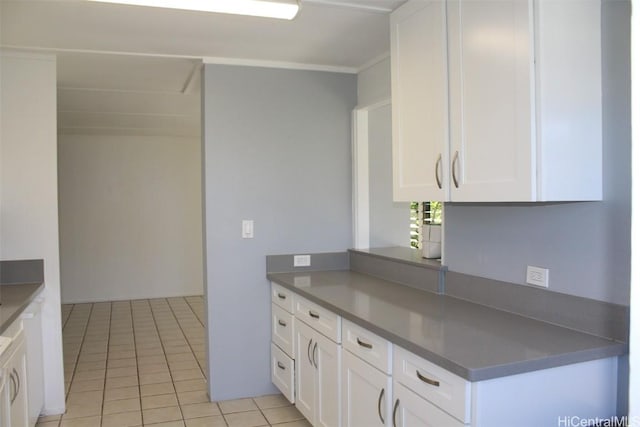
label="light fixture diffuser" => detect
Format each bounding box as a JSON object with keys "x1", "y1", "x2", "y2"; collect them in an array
[{"x1": 89, "y1": 0, "x2": 300, "y2": 20}]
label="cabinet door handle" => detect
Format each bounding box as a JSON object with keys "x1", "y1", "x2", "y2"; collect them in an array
[
  {"x1": 307, "y1": 339, "x2": 313, "y2": 365},
  {"x1": 277, "y1": 293, "x2": 286, "y2": 300},
  {"x1": 452, "y1": 150, "x2": 460, "y2": 188},
  {"x1": 308, "y1": 310, "x2": 320, "y2": 319},
  {"x1": 377, "y1": 388, "x2": 385, "y2": 424},
  {"x1": 435, "y1": 154, "x2": 443, "y2": 189},
  {"x1": 9, "y1": 371, "x2": 17, "y2": 404},
  {"x1": 277, "y1": 362, "x2": 286, "y2": 370},
  {"x1": 278, "y1": 319, "x2": 287, "y2": 327},
  {"x1": 416, "y1": 370, "x2": 440, "y2": 387},
  {"x1": 312, "y1": 342, "x2": 318, "y2": 368},
  {"x1": 356, "y1": 337, "x2": 373, "y2": 349},
  {"x1": 392, "y1": 398, "x2": 400, "y2": 427},
  {"x1": 13, "y1": 368, "x2": 20, "y2": 400}
]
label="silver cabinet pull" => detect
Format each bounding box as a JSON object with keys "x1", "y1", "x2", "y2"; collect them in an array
[
  {"x1": 356, "y1": 337, "x2": 373, "y2": 349},
  {"x1": 416, "y1": 370, "x2": 440, "y2": 387},
  {"x1": 308, "y1": 310, "x2": 320, "y2": 319},
  {"x1": 312, "y1": 342, "x2": 318, "y2": 368},
  {"x1": 277, "y1": 293, "x2": 286, "y2": 300},
  {"x1": 452, "y1": 150, "x2": 460, "y2": 188},
  {"x1": 277, "y1": 362, "x2": 286, "y2": 370},
  {"x1": 377, "y1": 388, "x2": 385, "y2": 424},
  {"x1": 307, "y1": 339, "x2": 313, "y2": 365},
  {"x1": 392, "y1": 399, "x2": 400, "y2": 427},
  {"x1": 435, "y1": 154, "x2": 443, "y2": 189},
  {"x1": 278, "y1": 319, "x2": 287, "y2": 327}
]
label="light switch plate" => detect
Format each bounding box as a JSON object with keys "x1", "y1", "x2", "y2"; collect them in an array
[{"x1": 242, "y1": 220, "x2": 254, "y2": 238}]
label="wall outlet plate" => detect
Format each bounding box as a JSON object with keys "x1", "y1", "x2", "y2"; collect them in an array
[
  {"x1": 293, "y1": 255, "x2": 311, "y2": 267},
  {"x1": 526, "y1": 265, "x2": 549, "y2": 288}
]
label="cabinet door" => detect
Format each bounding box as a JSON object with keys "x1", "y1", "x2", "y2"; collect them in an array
[
  {"x1": 315, "y1": 332, "x2": 341, "y2": 427},
  {"x1": 0, "y1": 370, "x2": 10, "y2": 427},
  {"x1": 393, "y1": 382, "x2": 465, "y2": 427},
  {"x1": 447, "y1": 0, "x2": 534, "y2": 202},
  {"x1": 8, "y1": 340, "x2": 29, "y2": 427},
  {"x1": 295, "y1": 321, "x2": 316, "y2": 424},
  {"x1": 391, "y1": 0, "x2": 449, "y2": 202},
  {"x1": 342, "y1": 350, "x2": 391, "y2": 427}
]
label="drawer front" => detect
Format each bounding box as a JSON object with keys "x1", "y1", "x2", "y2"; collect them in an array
[
  {"x1": 342, "y1": 319, "x2": 392, "y2": 374},
  {"x1": 272, "y1": 304, "x2": 295, "y2": 358},
  {"x1": 393, "y1": 346, "x2": 470, "y2": 423},
  {"x1": 271, "y1": 343, "x2": 295, "y2": 404},
  {"x1": 272, "y1": 282, "x2": 295, "y2": 314},
  {"x1": 294, "y1": 295, "x2": 341, "y2": 343}
]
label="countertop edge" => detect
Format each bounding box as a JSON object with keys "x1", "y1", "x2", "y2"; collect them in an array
[
  {"x1": 0, "y1": 282, "x2": 45, "y2": 335},
  {"x1": 267, "y1": 273, "x2": 627, "y2": 382}
]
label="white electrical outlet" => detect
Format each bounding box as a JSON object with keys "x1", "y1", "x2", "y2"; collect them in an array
[
  {"x1": 293, "y1": 255, "x2": 311, "y2": 267},
  {"x1": 526, "y1": 266, "x2": 549, "y2": 288}
]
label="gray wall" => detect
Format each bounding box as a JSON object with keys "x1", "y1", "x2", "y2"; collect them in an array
[
  {"x1": 369, "y1": 103, "x2": 409, "y2": 248},
  {"x1": 445, "y1": 0, "x2": 631, "y2": 305},
  {"x1": 202, "y1": 64, "x2": 356, "y2": 399}
]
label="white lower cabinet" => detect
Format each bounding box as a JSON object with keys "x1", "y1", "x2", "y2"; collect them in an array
[
  {"x1": 392, "y1": 381, "x2": 464, "y2": 427},
  {"x1": 0, "y1": 325, "x2": 29, "y2": 427},
  {"x1": 342, "y1": 350, "x2": 391, "y2": 427},
  {"x1": 22, "y1": 298, "x2": 44, "y2": 427},
  {"x1": 295, "y1": 316, "x2": 341, "y2": 427}
]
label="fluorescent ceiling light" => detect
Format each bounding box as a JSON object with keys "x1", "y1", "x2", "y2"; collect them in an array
[{"x1": 89, "y1": 0, "x2": 300, "y2": 20}]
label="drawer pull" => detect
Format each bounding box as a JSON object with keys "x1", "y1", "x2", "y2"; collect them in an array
[
  {"x1": 308, "y1": 310, "x2": 320, "y2": 319},
  {"x1": 416, "y1": 370, "x2": 440, "y2": 387},
  {"x1": 392, "y1": 398, "x2": 400, "y2": 427},
  {"x1": 278, "y1": 319, "x2": 287, "y2": 327},
  {"x1": 356, "y1": 337, "x2": 373, "y2": 349},
  {"x1": 277, "y1": 362, "x2": 286, "y2": 370},
  {"x1": 377, "y1": 388, "x2": 385, "y2": 424},
  {"x1": 277, "y1": 293, "x2": 286, "y2": 300}
]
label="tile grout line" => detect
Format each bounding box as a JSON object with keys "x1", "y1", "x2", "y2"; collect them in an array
[
  {"x1": 147, "y1": 298, "x2": 188, "y2": 425},
  {"x1": 165, "y1": 297, "x2": 207, "y2": 378},
  {"x1": 64, "y1": 303, "x2": 94, "y2": 402}
]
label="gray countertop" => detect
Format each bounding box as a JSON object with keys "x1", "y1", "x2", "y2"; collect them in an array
[
  {"x1": 267, "y1": 270, "x2": 627, "y2": 381},
  {"x1": 0, "y1": 283, "x2": 45, "y2": 335}
]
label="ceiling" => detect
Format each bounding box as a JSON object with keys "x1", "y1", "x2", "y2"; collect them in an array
[{"x1": 0, "y1": 0, "x2": 403, "y2": 137}]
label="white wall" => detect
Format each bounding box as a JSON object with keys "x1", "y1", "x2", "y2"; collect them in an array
[
  {"x1": 58, "y1": 134, "x2": 203, "y2": 303},
  {"x1": 358, "y1": 56, "x2": 391, "y2": 106},
  {"x1": 0, "y1": 51, "x2": 66, "y2": 415}
]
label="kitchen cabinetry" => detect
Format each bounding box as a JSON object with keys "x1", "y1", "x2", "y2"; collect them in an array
[
  {"x1": 390, "y1": 0, "x2": 449, "y2": 202},
  {"x1": 271, "y1": 283, "x2": 295, "y2": 403},
  {"x1": 22, "y1": 298, "x2": 44, "y2": 426},
  {"x1": 391, "y1": 0, "x2": 602, "y2": 202},
  {"x1": 0, "y1": 321, "x2": 29, "y2": 427},
  {"x1": 341, "y1": 320, "x2": 392, "y2": 427},
  {"x1": 294, "y1": 296, "x2": 341, "y2": 427}
]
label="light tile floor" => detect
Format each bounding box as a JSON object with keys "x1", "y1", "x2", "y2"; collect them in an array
[{"x1": 36, "y1": 297, "x2": 309, "y2": 427}]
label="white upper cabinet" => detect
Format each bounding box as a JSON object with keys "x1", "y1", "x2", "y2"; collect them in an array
[
  {"x1": 390, "y1": 0, "x2": 449, "y2": 202},
  {"x1": 390, "y1": 0, "x2": 602, "y2": 202}
]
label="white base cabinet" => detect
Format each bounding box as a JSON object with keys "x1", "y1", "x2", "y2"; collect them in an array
[
  {"x1": 392, "y1": 381, "x2": 464, "y2": 427},
  {"x1": 22, "y1": 298, "x2": 44, "y2": 427},
  {"x1": 295, "y1": 319, "x2": 341, "y2": 427},
  {"x1": 342, "y1": 350, "x2": 392, "y2": 427},
  {"x1": 271, "y1": 283, "x2": 296, "y2": 404},
  {"x1": 0, "y1": 322, "x2": 29, "y2": 427}
]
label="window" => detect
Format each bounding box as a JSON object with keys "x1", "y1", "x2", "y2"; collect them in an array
[{"x1": 410, "y1": 201, "x2": 442, "y2": 249}]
